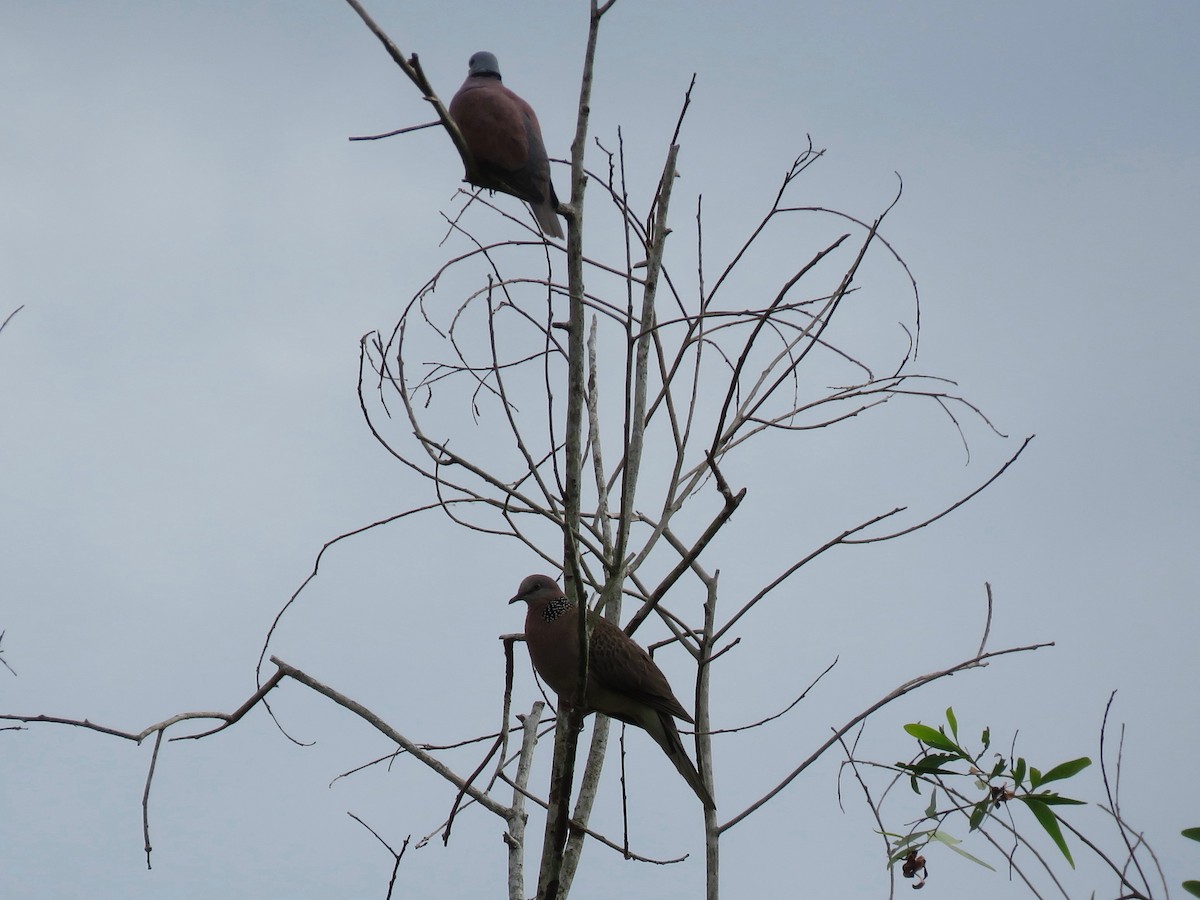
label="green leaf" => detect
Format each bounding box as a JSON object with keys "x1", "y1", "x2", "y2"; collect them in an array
[
  {"x1": 885, "y1": 830, "x2": 933, "y2": 865},
  {"x1": 1182, "y1": 827, "x2": 1200, "y2": 842},
  {"x1": 969, "y1": 798, "x2": 988, "y2": 831},
  {"x1": 885, "y1": 829, "x2": 932, "y2": 851},
  {"x1": 1020, "y1": 796, "x2": 1075, "y2": 867},
  {"x1": 981, "y1": 726, "x2": 991, "y2": 752},
  {"x1": 1183, "y1": 880, "x2": 1200, "y2": 898},
  {"x1": 1037, "y1": 757, "x2": 1092, "y2": 785},
  {"x1": 989, "y1": 757, "x2": 1006, "y2": 779},
  {"x1": 898, "y1": 753, "x2": 962, "y2": 777},
  {"x1": 1030, "y1": 766, "x2": 1043, "y2": 788},
  {"x1": 905, "y1": 723, "x2": 963, "y2": 754},
  {"x1": 946, "y1": 707, "x2": 958, "y2": 740},
  {"x1": 1028, "y1": 792, "x2": 1086, "y2": 806},
  {"x1": 925, "y1": 789, "x2": 938, "y2": 819},
  {"x1": 897, "y1": 763, "x2": 942, "y2": 777},
  {"x1": 1012, "y1": 757, "x2": 1027, "y2": 787},
  {"x1": 931, "y1": 830, "x2": 997, "y2": 871}
]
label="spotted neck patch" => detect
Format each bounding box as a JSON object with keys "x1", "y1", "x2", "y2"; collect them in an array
[{"x1": 542, "y1": 595, "x2": 574, "y2": 622}]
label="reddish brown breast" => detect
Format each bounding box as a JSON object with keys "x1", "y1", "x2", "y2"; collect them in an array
[{"x1": 449, "y1": 79, "x2": 532, "y2": 175}]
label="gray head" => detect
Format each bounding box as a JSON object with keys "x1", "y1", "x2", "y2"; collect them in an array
[
  {"x1": 509, "y1": 573, "x2": 563, "y2": 605},
  {"x1": 467, "y1": 51, "x2": 501, "y2": 79}
]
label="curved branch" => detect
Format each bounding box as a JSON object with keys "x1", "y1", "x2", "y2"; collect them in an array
[{"x1": 719, "y1": 640, "x2": 1054, "y2": 834}]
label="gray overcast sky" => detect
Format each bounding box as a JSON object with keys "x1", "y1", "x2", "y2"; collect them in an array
[{"x1": 2, "y1": 2, "x2": 1197, "y2": 898}]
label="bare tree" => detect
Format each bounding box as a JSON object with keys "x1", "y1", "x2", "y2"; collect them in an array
[
  {"x1": 3, "y1": 3, "x2": 1172, "y2": 899},
  {"x1": 336, "y1": 1, "x2": 1044, "y2": 895}
]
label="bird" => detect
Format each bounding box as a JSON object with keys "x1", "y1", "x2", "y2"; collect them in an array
[
  {"x1": 448, "y1": 51, "x2": 564, "y2": 238},
  {"x1": 509, "y1": 573, "x2": 716, "y2": 809}
]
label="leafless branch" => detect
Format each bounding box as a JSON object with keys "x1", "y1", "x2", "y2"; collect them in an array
[
  {"x1": 708, "y1": 657, "x2": 838, "y2": 736},
  {"x1": 497, "y1": 772, "x2": 688, "y2": 866},
  {"x1": 349, "y1": 120, "x2": 438, "y2": 141},
  {"x1": 0, "y1": 304, "x2": 23, "y2": 336},
  {"x1": 348, "y1": 814, "x2": 410, "y2": 900},
  {"x1": 507, "y1": 702, "x2": 545, "y2": 900},
  {"x1": 835, "y1": 727, "x2": 896, "y2": 900},
  {"x1": 339, "y1": 0, "x2": 484, "y2": 189},
  {"x1": 0, "y1": 630, "x2": 16, "y2": 676},
  {"x1": 720, "y1": 639, "x2": 1053, "y2": 833},
  {"x1": 269, "y1": 656, "x2": 510, "y2": 818}
]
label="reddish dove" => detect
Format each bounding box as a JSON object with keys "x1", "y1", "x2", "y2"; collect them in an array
[
  {"x1": 510, "y1": 573, "x2": 716, "y2": 809},
  {"x1": 448, "y1": 51, "x2": 564, "y2": 238}
]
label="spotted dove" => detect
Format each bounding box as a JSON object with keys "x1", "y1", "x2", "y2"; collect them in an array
[
  {"x1": 448, "y1": 51, "x2": 564, "y2": 238},
  {"x1": 509, "y1": 573, "x2": 716, "y2": 809}
]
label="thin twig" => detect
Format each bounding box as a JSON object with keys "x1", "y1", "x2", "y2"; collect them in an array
[
  {"x1": 348, "y1": 814, "x2": 410, "y2": 900},
  {"x1": 719, "y1": 640, "x2": 1053, "y2": 833},
  {"x1": 498, "y1": 773, "x2": 688, "y2": 865},
  {"x1": 349, "y1": 120, "x2": 438, "y2": 140},
  {"x1": 0, "y1": 304, "x2": 23, "y2": 336},
  {"x1": 707, "y1": 658, "x2": 837, "y2": 735}
]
